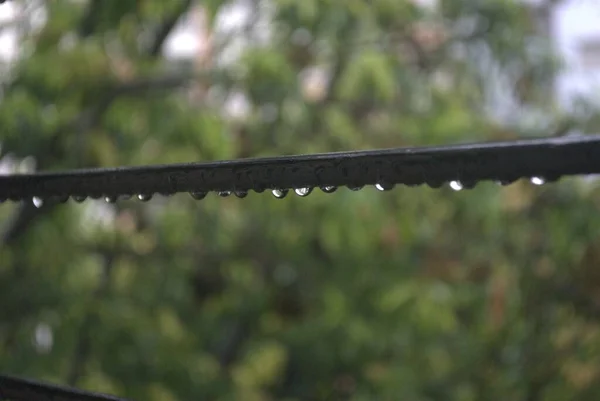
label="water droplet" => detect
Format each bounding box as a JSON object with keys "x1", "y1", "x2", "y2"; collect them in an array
[
  {"x1": 449, "y1": 181, "x2": 463, "y2": 191},
  {"x1": 72, "y1": 195, "x2": 87, "y2": 203},
  {"x1": 137, "y1": 194, "x2": 152, "y2": 202},
  {"x1": 218, "y1": 190, "x2": 232, "y2": 197},
  {"x1": 234, "y1": 190, "x2": 248, "y2": 198},
  {"x1": 272, "y1": 189, "x2": 288, "y2": 199},
  {"x1": 320, "y1": 186, "x2": 337, "y2": 193},
  {"x1": 120, "y1": 194, "x2": 132, "y2": 200},
  {"x1": 530, "y1": 177, "x2": 545, "y2": 186},
  {"x1": 348, "y1": 185, "x2": 363, "y2": 191},
  {"x1": 32, "y1": 197, "x2": 44, "y2": 208},
  {"x1": 104, "y1": 196, "x2": 117, "y2": 203},
  {"x1": 294, "y1": 187, "x2": 312, "y2": 197},
  {"x1": 375, "y1": 182, "x2": 394, "y2": 191},
  {"x1": 56, "y1": 195, "x2": 69, "y2": 203},
  {"x1": 190, "y1": 191, "x2": 207, "y2": 200}
]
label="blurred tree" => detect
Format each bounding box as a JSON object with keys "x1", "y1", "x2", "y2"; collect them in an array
[{"x1": 1, "y1": 0, "x2": 600, "y2": 400}]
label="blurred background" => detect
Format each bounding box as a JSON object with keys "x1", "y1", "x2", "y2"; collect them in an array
[{"x1": 2, "y1": 0, "x2": 600, "y2": 400}]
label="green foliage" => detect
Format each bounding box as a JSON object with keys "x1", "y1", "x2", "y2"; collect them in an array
[{"x1": 1, "y1": 0, "x2": 600, "y2": 400}]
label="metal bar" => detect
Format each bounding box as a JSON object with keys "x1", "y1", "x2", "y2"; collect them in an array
[
  {"x1": 0, "y1": 374, "x2": 129, "y2": 401},
  {"x1": 1, "y1": 135, "x2": 600, "y2": 202}
]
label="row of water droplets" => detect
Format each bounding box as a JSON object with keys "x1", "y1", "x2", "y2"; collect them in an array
[
  {"x1": 27, "y1": 176, "x2": 550, "y2": 208},
  {"x1": 448, "y1": 176, "x2": 547, "y2": 191},
  {"x1": 273, "y1": 176, "x2": 550, "y2": 197}
]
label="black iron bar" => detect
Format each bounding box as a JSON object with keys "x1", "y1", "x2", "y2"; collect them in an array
[
  {"x1": 0, "y1": 374, "x2": 129, "y2": 401},
  {"x1": 1, "y1": 135, "x2": 600, "y2": 202}
]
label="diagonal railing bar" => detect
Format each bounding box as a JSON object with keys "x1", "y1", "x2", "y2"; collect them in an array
[
  {"x1": 0, "y1": 374, "x2": 129, "y2": 401},
  {"x1": 1, "y1": 135, "x2": 600, "y2": 203}
]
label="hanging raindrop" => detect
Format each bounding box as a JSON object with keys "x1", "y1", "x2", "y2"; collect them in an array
[
  {"x1": 272, "y1": 189, "x2": 288, "y2": 199},
  {"x1": 72, "y1": 195, "x2": 87, "y2": 203},
  {"x1": 375, "y1": 182, "x2": 394, "y2": 191},
  {"x1": 348, "y1": 185, "x2": 364, "y2": 191},
  {"x1": 449, "y1": 181, "x2": 463, "y2": 191},
  {"x1": 137, "y1": 194, "x2": 153, "y2": 202},
  {"x1": 190, "y1": 191, "x2": 207, "y2": 200},
  {"x1": 32, "y1": 197, "x2": 44, "y2": 208},
  {"x1": 120, "y1": 194, "x2": 132, "y2": 200},
  {"x1": 104, "y1": 196, "x2": 117, "y2": 204},
  {"x1": 234, "y1": 190, "x2": 248, "y2": 198},
  {"x1": 218, "y1": 190, "x2": 232, "y2": 197},
  {"x1": 530, "y1": 176, "x2": 545, "y2": 186},
  {"x1": 55, "y1": 195, "x2": 69, "y2": 203},
  {"x1": 294, "y1": 187, "x2": 313, "y2": 197},
  {"x1": 320, "y1": 186, "x2": 337, "y2": 193}
]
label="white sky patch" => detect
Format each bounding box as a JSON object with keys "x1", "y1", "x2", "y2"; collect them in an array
[
  {"x1": 551, "y1": 0, "x2": 600, "y2": 107},
  {"x1": 0, "y1": 2, "x2": 16, "y2": 22},
  {"x1": 0, "y1": 32, "x2": 17, "y2": 61},
  {"x1": 0, "y1": 1, "x2": 17, "y2": 61},
  {"x1": 164, "y1": 1, "x2": 252, "y2": 61},
  {"x1": 214, "y1": 2, "x2": 249, "y2": 34},
  {"x1": 163, "y1": 7, "x2": 206, "y2": 60},
  {"x1": 163, "y1": 27, "x2": 201, "y2": 60}
]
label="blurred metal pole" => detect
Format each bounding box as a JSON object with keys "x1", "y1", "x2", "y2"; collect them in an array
[{"x1": 0, "y1": 374, "x2": 130, "y2": 401}]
